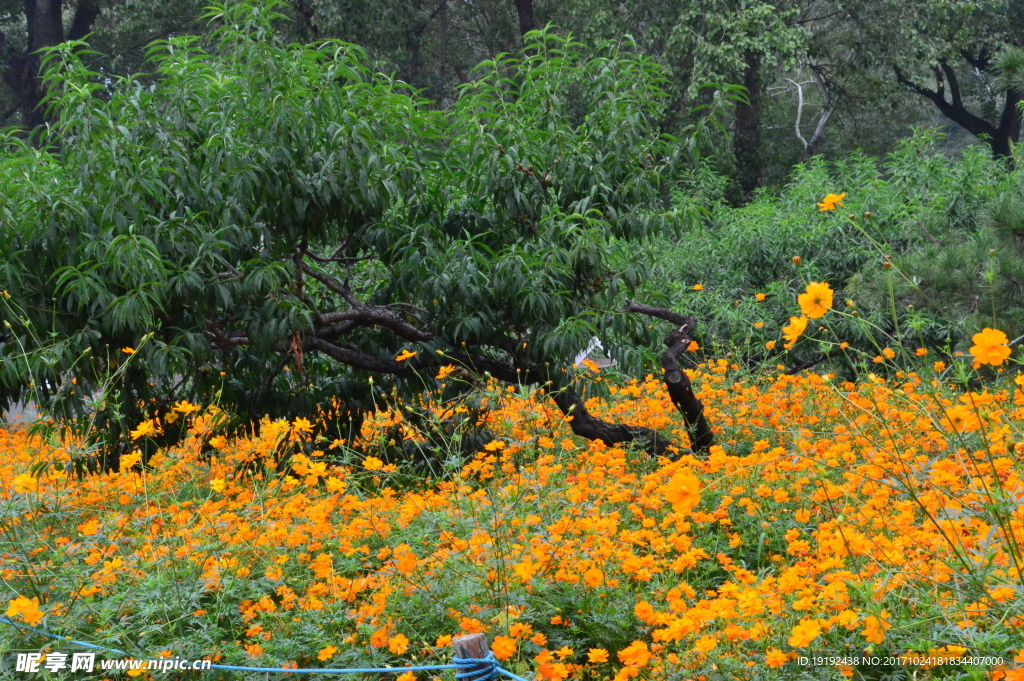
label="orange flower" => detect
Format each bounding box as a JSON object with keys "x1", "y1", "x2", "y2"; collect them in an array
[
  {"x1": 363, "y1": 456, "x2": 384, "y2": 471},
  {"x1": 583, "y1": 567, "x2": 604, "y2": 587},
  {"x1": 317, "y1": 645, "x2": 338, "y2": 661},
  {"x1": 782, "y1": 316, "x2": 808, "y2": 347},
  {"x1": 817, "y1": 192, "x2": 846, "y2": 211},
  {"x1": 588, "y1": 649, "x2": 609, "y2": 664},
  {"x1": 492, "y1": 636, "x2": 517, "y2": 660},
  {"x1": 862, "y1": 613, "x2": 891, "y2": 644},
  {"x1": 788, "y1": 619, "x2": 821, "y2": 648},
  {"x1": 121, "y1": 347, "x2": 135, "y2": 354},
  {"x1": 634, "y1": 600, "x2": 656, "y2": 623},
  {"x1": 765, "y1": 647, "x2": 788, "y2": 668},
  {"x1": 970, "y1": 328, "x2": 1011, "y2": 366},
  {"x1": 395, "y1": 349, "x2": 417, "y2": 361},
  {"x1": 942, "y1": 405, "x2": 981, "y2": 433},
  {"x1": 662, "y1": 471, "x2": 701, "y2": 514},
  {"x1": 388, "y1": 633, "x2": 410, "y2": 655},
  {"x1": 617, "y1": 641, "x2": 651, "y2": 668},
  {"x1": 798, "y1": 282, "x2": 833, "y2": 318},
  {"x1": 509, "y1": 623, "x2": 533, "y2": 639},
  {"x1": 244, "y1": 643, "x2": 265, "y2": 658}
]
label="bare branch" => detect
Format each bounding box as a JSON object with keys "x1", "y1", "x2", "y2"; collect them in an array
[{"x1": 623, "y1": 302, "x2": 713, "y2": 454}]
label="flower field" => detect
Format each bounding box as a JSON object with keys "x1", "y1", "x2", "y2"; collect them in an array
[{"x1": 3, "y1": 348, "x2": 1024, "y2": 680}]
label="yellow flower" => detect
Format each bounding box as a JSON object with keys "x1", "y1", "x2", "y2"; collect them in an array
[
  {"x1": 782, "y1": 315, "x2": 808, "y2": 347},
  {"x1": 317, "y1": 645, "x2": 337, "y2": 661},
  {"x1": 209, "y1": 435, "x2": 228, "y2": 449},
  {"x1": 436, "y1": 365, "x2": 456, "y2": 380},
  {"x1": 588, "y1": 648, "x2": 609, "y2": 664},
  {"x1": 130, "y1": 419, "x2": 159, "y2": 441},
  {"x1": 363, "y1": 456, "x2": 384, "y2": 471},
  {"x1": 173, "y1": 400, "x2": 200, "y2": 413},
  {"x1": 798, "y1": 282, "x2": 833, "y2": 318},
  {"x1": 12, "y1": 474, "x2": 37, "y2": 493},
  {"x1": 120, "y1": 450, "x2": 143, "y2": 469},
  {"x1": 291, "y1": 417, "x2": 314, "y2": 436},
  {"x1": 210, "y1": 479, "x2": 226, "y2": 493},
  {"x1": 817, "y1": 192, "x2": 846, "y2": 211},
  {"x1": 6, "y1": 596, "x2": 45, "y2": 626},
  {"x1": 969, "y1": 328, "x2": 1011, "y2": 366},
  {"x1": 395, "y1": 349, "x2": 417, "y2": 361},
  {"x1": 755, "y1": 292, "x2": 766, "y2": 301},
  {"x1": 692, "y1": 284, "x2": 703, "y2": 291}
]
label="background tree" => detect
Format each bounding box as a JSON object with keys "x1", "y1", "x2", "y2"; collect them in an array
[
  {"x1": 841, "y1": 0, "x2": 1024, "y2": 161},
  {"x1": 1, "y1": 0, "x2": 204, "y2": 128}
]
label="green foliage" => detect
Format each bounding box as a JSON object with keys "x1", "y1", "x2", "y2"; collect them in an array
[
  {"x1": 0, "y1": 3, "x2": 692, "y2": 464},
  {"x1": 651, "y1": 129, "x2": 1022, "y2": 369}
]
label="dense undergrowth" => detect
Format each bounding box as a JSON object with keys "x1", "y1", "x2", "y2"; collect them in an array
[
  {"x1": 657, "y1": 130, "x2": 1024, "y2": 375},
  {"x1": 3, "y1": 341, "x2": 1023, "y2": 680}
]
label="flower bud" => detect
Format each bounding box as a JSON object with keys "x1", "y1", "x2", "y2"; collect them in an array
[{"x1": 792, "y1": 256, "x2": 802, "y2": 265}]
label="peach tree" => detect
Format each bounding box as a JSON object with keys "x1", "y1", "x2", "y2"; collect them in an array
[{"x1": 0, "y1": 0, "x2": 712, "y2": 469}]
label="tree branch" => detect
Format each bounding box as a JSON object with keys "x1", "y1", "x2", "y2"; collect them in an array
[
  {"x1": 893, "y1": 64, "x2": 997, "y2": 139},
  {"x1": 314, "y1": 308, "x2": 435, "y2": 342},
  {"x1": 623, "y1": 300, "x2": 714, "y2": 454}
]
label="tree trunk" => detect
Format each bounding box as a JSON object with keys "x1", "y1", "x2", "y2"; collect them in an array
[
  {"x1": 3, "y1": 0, "x2": 100, "y2": 130},
  {"x1": 733, "y1": 54, "x2": 763, "y2": 196},
  {"x1": 514, "y1": 0, "x2": 535, "y2": 38},
  {"x1": 437, "y1": 0, "x2": 448, "y2": 93},
  {"x1": 405, "y1": 0, "x2": 424, "y2": 84},
  {"x1": 20, "y1": 0, "x2": 64, "y2": 128}
]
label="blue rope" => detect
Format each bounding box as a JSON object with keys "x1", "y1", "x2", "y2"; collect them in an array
[{"x1": 1, "y1": 616, "x2": 533, "y2": 680}]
